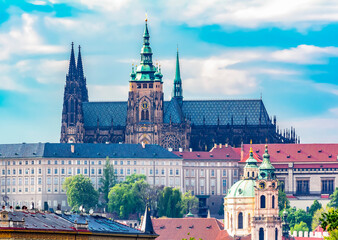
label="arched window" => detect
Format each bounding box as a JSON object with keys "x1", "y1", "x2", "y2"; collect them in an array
[
  {"x1": 260, "y1": 195, "x2": 266, "y2": 208},
  {"x1": 141, "y1": 110, "x2": 149, "y2": 120},
  {"x1": 275, "y1": 228, "x2": 278, "y2": 240},
  {"x1": 259, "y1": 228, "x2": 264, "y2": 240},
  {"x1": 252, "y1": 172, "x2": 255, "y2": 177},
  {"x1": 247, "y1": 172, "x2": 250, "y2": 177},
  {"x1": 238, "y1": 212, "x2": 243, "y2": 229},
  {"x1": 272, "y1": 195, "x2": 275, "y2": 209}
]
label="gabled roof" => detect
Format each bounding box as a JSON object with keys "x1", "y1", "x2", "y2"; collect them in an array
[
  {"x1": 152, "y1": 218, "x2": 229, "y2": 240},
  {"x1": 173, "y1": 145, "x2": 240, "y2": 160},
  {"x1": 239, "y1": 144, "x2": 338, "y2": 163},
  {"x1": 0, "y1": 143, "x2": 181, "y2": 159},
  {"x1": 82, "y1": 99, "x2": 272, "y2": 128}
]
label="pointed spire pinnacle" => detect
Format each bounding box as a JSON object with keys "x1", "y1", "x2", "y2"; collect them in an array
[
  {"x1": 68, "y1": 42, "x2": 77, "y2": 79},
  {"x1": 77, "y1": 45, "x2": 83, "y2": 79},
  {"x1": 172, "y1": 47, "x2": 183, "y2": 101},
  {"x1": 140, "y1": 205, "x2": 156, "y2": 235}
]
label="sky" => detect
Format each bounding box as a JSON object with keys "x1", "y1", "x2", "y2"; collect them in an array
[{"x1": 0, "y1": 0, "x2": 338, "y2": 144}]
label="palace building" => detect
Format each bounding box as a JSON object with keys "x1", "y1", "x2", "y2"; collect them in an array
[{"x1": 60, "y1": 19, "x2": 297, "y2": 151}]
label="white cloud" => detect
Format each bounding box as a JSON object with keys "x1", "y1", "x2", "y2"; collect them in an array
[
  {"x1": 281, "y1": 108, "x2": 338, "y2": 143},
  {"x1": 271, "y1": 45, "x2": 338, "y2": 64},
  {"x1": 314, "y1": 83, "x2": 338, "y2": 96},
  {"x1": 16, "y1": 59, "x2": 68, "y2": 84},
  {"x1": 55, "y1": 0, "x2": 338, "y2": 30},
  {"x1": 88, "y1": 85, "x2": 129, "y2": 101},
  {"x1": 0, "y1": 14, "x2": 64, "y2": 61}
]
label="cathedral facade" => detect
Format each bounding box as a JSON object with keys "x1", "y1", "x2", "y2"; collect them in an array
[{"x1": 60, "y1": 19, "x2": 297, "y2": 151}]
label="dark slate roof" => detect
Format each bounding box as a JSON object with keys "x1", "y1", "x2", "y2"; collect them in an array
[
  {"x1": 0, "y1": 143, "x2": 45, "y2": 158},
  {"x1": 0, "y1": 143, "x2": 180, "y2": 159},
  {"x1": 58, "y1": 214, "x2": 144, "y2": 235},
  {"x1": 180, "y1": 100, "x2": 271, "y2": 126},
  {"x1": 82, "y1": 99, "x2": 271, "y2": 128},
  {"x1": 82, "y1": 101, "x2": 127, "y2": 128},
  {"x1": 5, "y1": 211, "x2": 77, "y2": 232},
  {"x1": 43, "y1": 143, "x2": 180, "y2": 159}
]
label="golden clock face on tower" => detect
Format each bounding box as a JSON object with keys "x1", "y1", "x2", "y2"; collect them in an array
[
  {"x1": 259, "y1": 182, "x2": 266, "y2": 189},
  {"x1": 141, "y1": 101, "x2": 149, "y2": 110}
]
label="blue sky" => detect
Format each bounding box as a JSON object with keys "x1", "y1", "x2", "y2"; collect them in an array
[{"x1": 0, "y1": 0, "x2": 338, "y2": 143}]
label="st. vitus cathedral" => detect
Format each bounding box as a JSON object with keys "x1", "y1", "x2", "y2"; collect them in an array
[{"x1": 60, "y1": 19, "x2": 298, "y2": 151}]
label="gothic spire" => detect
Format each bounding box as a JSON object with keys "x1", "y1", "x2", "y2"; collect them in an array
[
  {"x1": 77, "y1": 45, "x2": 84, "y2": 80},
  {"x1": 68, "y1": 42, "x2": 77, "y2": 80},
  {"x1": 77, "y1": 45, "x2": 88, "y2": 102},
  {"x1": 172, "y1": 48, "x2": 183, "y2": 101}
]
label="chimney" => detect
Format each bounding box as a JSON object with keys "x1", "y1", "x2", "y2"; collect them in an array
[
  {"x1": 71, "y1": 145, "x2": 75, "y2": 153},
  {"x1": 225, "y1": 143, "x2": 228, "y2": 148},
  {"x1": 214, "y1": 143, "x2": 217, "y2": 148},
  {"x1": 168, "y1": 148, "x2": 173, "y2": 152},
  {"x1": 189, "y1": 148, "x2": 192, "y2": 152},
  {"x1": 179, "y1": 148, "x2": 183, "y2": 153},
  {"x1": 141, "y1": 142, "x2": 146, "y2": 149},
  {"x1": 219, "y1": 144, "x2": 222, "y2": 148}
]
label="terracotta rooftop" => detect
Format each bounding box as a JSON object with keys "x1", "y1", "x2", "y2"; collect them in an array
[
  {"x1": 173, "y1": 144, "x2": 241, "y2": 160},
  {"x1": 152, "y1": 218, "x2": 231, "y2": 240},
  {"x1": 239, "y1": 144, "x2": 338, "y2": 164}
]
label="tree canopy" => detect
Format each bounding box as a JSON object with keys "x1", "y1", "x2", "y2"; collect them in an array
[
  {"x1": 63, "y1": 174, "x2": 99, "y2": 211},
  {"x1": 108, "y1": 174, "x2": 149, "y2": 218},
  {"x1": 320, "y1": 208, "x2": 338, "y2": 232},
  {"x1": 99, "y1": 157, "x2": 117, "y2": 209},
  {"x1": 158, "y1": 187, "x2": 183, "y2": 218},
  {"x1": 328, "y1": 187, "x2": 338, "y2": 208},
  {"x1": 291, "y1": 221, "x2": 309, "y2": 233},
  {"x1": 309, "y1": 200, "x2": 322, "y2": 216},
  {"x1": 278, "y1": 186, "x2": 290, "y2": 211}
]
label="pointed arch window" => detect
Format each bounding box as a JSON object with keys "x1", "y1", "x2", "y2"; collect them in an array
[
  {"x1": 238, "y1": 212, "x2": 243, "y2": 229},
  {"x1": 141, "y1": 110, "x2": 149, "y2": 121},
  {"x1": 260, "y1": 195, "x2": 266, "y2": 209}
]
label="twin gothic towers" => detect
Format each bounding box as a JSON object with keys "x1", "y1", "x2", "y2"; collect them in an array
[{"x1": 60, "y1": 19, "x2": 297, "y2": 150}]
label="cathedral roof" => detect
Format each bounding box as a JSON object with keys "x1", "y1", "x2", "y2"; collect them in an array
[
  {"x1": 226, "y1": 179, "x2": 255, "y2": 198},
  {"x1": 81, "y1": 99, "x2": 272, "y2": 128}
]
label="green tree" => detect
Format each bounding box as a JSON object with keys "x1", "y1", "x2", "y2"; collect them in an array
[
  {"x1": 63, "y1": 174, "x2": 99, "y2": 211},
  {"x1": 320, "y1": 208, "x2": 338, "y2": 232},
  {"x1": 181, "y1": 191, "x2": 198, "y2": 215},
  {"x1": 99, "y1": 157, "x2": 117, "y2": 209},
  {"x1": 278, "y1": 185, "x2": 290, "y2": 212},
  {"x1": 108, "y1": 174, "x2": 149, "y2": 218},
  {"x1": 309, "y1": 200, "x2": 322, "y2": 216},
  {"x1": 283, "y1": 208, "x2": 312, "y2": 231},
  {"x1": 291, "y1": 221, "x2": 309, "y2": 233},
  {"x1": 324, "y1": 229, "x2": 338, "y2": 240},
  {"x1": 328, "y1": 187, "x2": 338, "y2": 208},
  {"x1": 158, "y1": 187, "x2": 183, "y2": 218},
  {"x1": 312, "y1": 208, "x2": 326, "y2": 230}
]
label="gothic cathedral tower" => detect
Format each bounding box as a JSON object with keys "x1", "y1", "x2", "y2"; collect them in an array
[
  {"x1": 60, "y1": 43, "x2": 88, "y2": 143},
  {"x1": 252, "y1": 145, "x2": 282, "y2": 240},
  {"x1": 125, "y1": 18, "x2": 164, "y2": 145}
]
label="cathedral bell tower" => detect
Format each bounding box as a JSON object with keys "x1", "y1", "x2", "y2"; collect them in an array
[
  {"x1": 252, "y1": 145, "x2": 281, "y2": 240},
  {"x1": 125, "y1": 18, "x2": 164, "y2": 145},
  {"x1": 60, "y1": 43, "x2": 88, "y2": 143}
]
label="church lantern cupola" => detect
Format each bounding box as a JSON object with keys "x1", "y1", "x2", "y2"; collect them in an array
[{"x1": 258, "y1": 145, "x2": 276, "y2": 180}]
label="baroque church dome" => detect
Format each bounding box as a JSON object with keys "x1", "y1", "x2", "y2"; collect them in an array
[{"x1": 226, "y1": 179, "x2": 255, "y2": 198}]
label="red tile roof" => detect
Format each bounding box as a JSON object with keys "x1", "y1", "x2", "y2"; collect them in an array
[
  {"x1": 238, "y1": 144, "x2": 338, "y2": 164},
  {"x1": 152, "y1": 218, "x2": 232, "y2": 240},
  {"x1": 173, "y1": 145, "x2": 241, "y2": 160},
  {"x1": 294, "y1": 238, "x2": 323, "y2": 240}
]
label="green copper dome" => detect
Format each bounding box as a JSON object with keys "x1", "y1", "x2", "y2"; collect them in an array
[
  {"x1": 226, "y1": 179, "x2": 255, "y2": 198},
  {"x1": 245, "y1": 149, "x2": 258, "y2": 169},
  {"x1": 258, "y1": 145, "x2": 276, "y2": 180}
]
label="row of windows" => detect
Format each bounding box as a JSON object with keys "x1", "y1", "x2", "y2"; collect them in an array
[
  {"x1": 2, "y1": 168, "x2": 104, "y2": 175},
  {"x1": 1, "y1": 187, "x2": 42, "y2": 193},
  {"x1": 295, "y1": 180, "x2": 335, "y2": 194},
  {"x1": 2, "y1": 160, "x2": 104, "y2": 166},
  {"x1": 276, "y1": 168, "x2": 338, "y2": 172}
]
